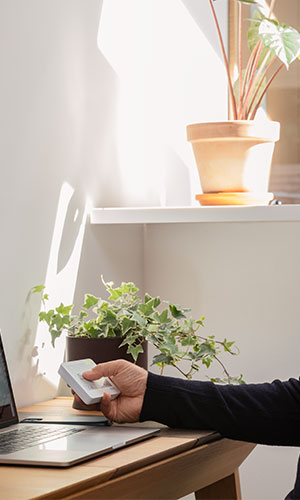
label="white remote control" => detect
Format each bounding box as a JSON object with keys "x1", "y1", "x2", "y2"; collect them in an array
[{"x1": 58, "y1": 359, "x2": 120, "y2": 405}]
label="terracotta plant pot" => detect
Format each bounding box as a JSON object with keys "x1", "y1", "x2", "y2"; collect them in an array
[
  {"x1": 66, "y1": 336, "x2": 148, "y2": 410},
  {"x1": 187, "y1": 120, "x2": 280, "y2": 205}
]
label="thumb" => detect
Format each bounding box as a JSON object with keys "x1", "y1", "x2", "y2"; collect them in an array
[{"x1": 83, "y1": 359, "x2": 130, "y2": 380}]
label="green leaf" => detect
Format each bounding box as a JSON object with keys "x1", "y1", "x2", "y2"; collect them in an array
[
  {"x1": 210, "y1": 374, "x2": 245, "y2": 385},
  {"x1": 157, "y1": 309, "x2": 171, "y2": 324},
  {"x1": 31, "y1": 285, "x2": 45, "y2": 294},
  {"x1": 194, "y1": 342, "x2": 216, "y2": 359},
  {"x1": 52, "y1": 313, "x2": 70, "y2": 330},
  {"x1": 139, "y1": 299, "x2": 155, "y2": 316},
  {"x1": 223, "y1": 339, "x2": 235, "y2": 352},
  {"x1": 56, "y1": 303, "x2": 73, "y2": 315},
  {"x1": 126, "y1": 344, "x2": 144, "y2": 362},
  {"x1": 104, "y1": 309, "x2": 118, "y2": 327},
  {"x1": 95, "y1": 300, "x2": 109, "y2": 314},
  {"x1": 83, "y1": 320, "x2": 96, "y2": 331},
  {"x1": 105, "y1": 323, "x2": 122, "y2": 337},
  {"x1": 202, "y1": 357, "x2": 213, "y2": 368},
  {"x1": 159, "y1": 337, "x2": 178, "y2": 355},
  {"x1": 83, "y1": 294, "x2": 99, "y2": 310},
  {"x1": 247, "y1": 9, "x2": 273, "y2": 67},
  {"x1": 108, "y1": 289, "x2": 122, "y2": 301},
  {"x1": 121, "y1": 317, "x2": 135, "y2": 334},
  {"x1": 169, "y1": 304, "x2": 186, "y2": 319},
  {"x1": 120, "y1": 282, "x2": 139, "y2": 295},
  {"x1": 131, "y1": 311, "x2": 147, "y2": 328},
  {"x1": 79, "y1": 310, "x2": 88, "y2": 319},
  {"x1": 248, "y1": 10, "x2": 264, "y2": 51},
  {"x1": 119, "y1": 334, "x2": 138, "y2": 347},
  {"x1": 259, "y1": 19, "x2": 300, "y2": 68},
  {"x1": 181, "y1": 335, "x2": 196, "y2": 347},
  {"x1": 152, "y1": 352, "x2": 173, "y2": 365},
  {"x1": 153, "y1": 297, "x2": 161, "y2": 308},
  {"x1": 50, "y1": 329, "x2": 61, "y2": 347},
  {"x1": 39, "y1": 310, "x2": 54, "y2": 325}
]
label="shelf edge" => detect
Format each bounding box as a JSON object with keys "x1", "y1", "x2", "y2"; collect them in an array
[{"x1": 90, "y1": 205, "x2": 300, "y2": 224}]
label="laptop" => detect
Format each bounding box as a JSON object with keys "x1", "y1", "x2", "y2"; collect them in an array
[{"x1": 0, "y1": 334, "x2": 159, "y2": 467}]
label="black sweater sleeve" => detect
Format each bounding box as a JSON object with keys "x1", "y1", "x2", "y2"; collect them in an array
[{"x1": 140, "y1": 372, "x2": 300, "y2": 446}]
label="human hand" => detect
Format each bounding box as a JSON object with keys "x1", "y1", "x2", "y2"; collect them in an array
[{"x1": 78, "y1": 360, "x2": 147, "y2": 424}]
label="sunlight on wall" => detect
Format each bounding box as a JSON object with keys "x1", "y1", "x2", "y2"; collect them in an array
[
  {"x1": 98, "y1": 0, "x2": 228, "y2": 205},
  {"x1": 33, "y1": 183, "x2": 91, "y2": 391}
]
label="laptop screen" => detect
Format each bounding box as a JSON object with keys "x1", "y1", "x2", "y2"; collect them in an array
[{"x1": 0, "y1": 335, "x2": 18, "y2": 428}]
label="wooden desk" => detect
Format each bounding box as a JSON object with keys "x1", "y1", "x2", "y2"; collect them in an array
[{"x1": 1, "y1": 398, "x2": 255, "y2": 500}]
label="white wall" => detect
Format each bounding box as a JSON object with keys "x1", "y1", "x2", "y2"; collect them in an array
[
  {"x1": 144, "y1": 220, "x2": 300, "y2": 499},
  {"x1": 0, "y1": 0, "x2": 123, "y2": 404},
  {"x1": 1, "y1": 0, "x2": 298, "y2": 499},
  {"x1": 0, "y1": 0, "x2": 228, "y2": 406}
]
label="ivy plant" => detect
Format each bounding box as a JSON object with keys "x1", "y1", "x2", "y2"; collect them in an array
[{"x1": 33, "y1": 278, "x2": 244, "y2": 384}]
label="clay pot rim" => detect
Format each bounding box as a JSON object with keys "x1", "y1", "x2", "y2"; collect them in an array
[{"x1": 187, "y1": 120, "x2": 280, "y2": 142}]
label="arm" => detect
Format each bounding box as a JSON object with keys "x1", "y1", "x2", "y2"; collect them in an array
[
  {"x1": 81, "y1": 360, "x2": 300, "y2": 447},
  {"x1": 140, "y1": 372, "x2": 300, "y2": 446}
]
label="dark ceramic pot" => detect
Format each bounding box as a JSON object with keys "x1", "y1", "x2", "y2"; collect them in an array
[{"x1": 66, "y1": 336, "x2": 148, "y2": 369}]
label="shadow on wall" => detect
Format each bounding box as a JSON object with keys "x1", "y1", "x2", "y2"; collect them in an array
[
  {"x1": 18, "y1": 184, "x2": 89, "y2": 402},
  {"x1": 181, "y1": 0, "x2": 227, "y2": 59},
  {"x1": 0, "y1": 0, "x2": 123, "y2": 405}
]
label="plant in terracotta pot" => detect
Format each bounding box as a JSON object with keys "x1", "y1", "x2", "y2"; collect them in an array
[
  {"x1": 187, "y1": 0, "x2": 300, "y2": 206},
  {"x1": 33, "y1": 277, "x2": 244, "y2": 385}
]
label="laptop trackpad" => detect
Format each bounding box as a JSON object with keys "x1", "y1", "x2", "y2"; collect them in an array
[{"x1": 1, "y1": 447, "x2": 103, "y2": 466}]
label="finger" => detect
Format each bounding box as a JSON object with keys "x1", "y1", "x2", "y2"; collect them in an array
[
  {"x1": 83, "y1": 359, "x2": 130, "y2": 380},
  {"x1": 73, "y1": 392, "x2": 83, "y2": 403},
  {"x1": 100, "y1": 392, "x2": 115, "y2": 420}
]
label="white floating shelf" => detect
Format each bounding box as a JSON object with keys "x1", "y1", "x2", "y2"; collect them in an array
[{"x1": 90, "y1": 205, "x2": 300, "y2": 224}]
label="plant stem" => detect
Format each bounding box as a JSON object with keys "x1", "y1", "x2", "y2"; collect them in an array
[
  {"x1": 240, "y1": 42, "x2": 263, "y2": 119},
  {"x1": 239, "y1": 0, "x2": 277, "y2": 119},
  {"x1": 208, "y1": 0, "x2": 237, "y2": 119},
  {"x1": 213, "y1": 355, "x2": 231, "y2": 384},
  {"x1": 238, "y1": 1, "x2": 243, "y2": 118},
  {"x1": 269, "y1": 0, "x2": 276, "y2": 17},
  {"x1": 171, "y1": 362, "x2": 189, "y2": 379},
  {"x1": 239, "y1": 40, "x2": 260, "y2": 119},
  {"x1": 246, "y1": 54, "x2": 276, "y2": 119},
  {"x1": 249, "y1": 62, "x2": 284, "y2": 119}
]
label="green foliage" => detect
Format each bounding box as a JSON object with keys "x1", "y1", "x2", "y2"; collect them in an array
[
  {"x1": 33, "y1": 277, "x2": 244, "y2": 384},
  {"x1": 258, "y1": 19, "x2": 300, "y2": 68},
  {"x1": 210, "y1": 0, "x2": 300, "y2": 119}
]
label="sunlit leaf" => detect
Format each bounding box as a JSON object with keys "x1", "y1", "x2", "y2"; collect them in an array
[
  {"x1": 83, "y1": 294, "x2": 99, "y2": 310},
  {"x1": 56, "y1": 303, "x2": 73, "y2": 315},
  {"x1": 259, "y1": 19, "x2": 300, "y2": 68}
]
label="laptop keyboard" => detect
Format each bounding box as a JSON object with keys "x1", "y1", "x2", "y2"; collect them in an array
[{"x1": 0, "y1": 425, "x2": 83, "y2": 454}]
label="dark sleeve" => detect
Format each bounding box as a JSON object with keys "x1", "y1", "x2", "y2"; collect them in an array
[{"x1": 140, "y1": 372, "x2": 300, "y2": 446}]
